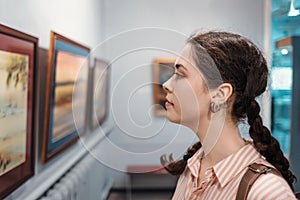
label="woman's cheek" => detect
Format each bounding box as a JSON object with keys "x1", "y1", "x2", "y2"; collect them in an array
[{"x1": 175, "y1": 82, "x2": 201, "y2": 123}]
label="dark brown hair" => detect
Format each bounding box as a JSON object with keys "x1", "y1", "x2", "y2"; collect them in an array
[{"x1": 163, "y1": 31, "x2": 296, "y2": 190}]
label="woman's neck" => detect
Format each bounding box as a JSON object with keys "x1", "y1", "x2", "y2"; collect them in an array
[{"x1": 197, "y1": 120, "x2": 246, "y2": 167}]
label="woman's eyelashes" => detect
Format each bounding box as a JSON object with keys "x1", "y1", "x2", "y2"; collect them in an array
[{"x1": 174, "y1": 72, "x2": 184, "y2": 79}]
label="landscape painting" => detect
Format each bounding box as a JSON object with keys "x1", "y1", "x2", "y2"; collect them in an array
[
  {"x1": 52, "y1": 51, "x2": 86, "y2": 142},
  {"x1": 0, "y1": 50, "x2": 28, "y2": 176},
  {"x1": 42, "y1": 31, "x2": 90, "y2": 163}
]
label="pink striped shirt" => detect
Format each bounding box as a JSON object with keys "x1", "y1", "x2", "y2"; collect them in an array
[{"x1": 172, "y1": 141, "x2": 296, "y2": 200}]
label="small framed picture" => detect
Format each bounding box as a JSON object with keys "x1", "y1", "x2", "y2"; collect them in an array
[
  {"x1": 152, "y1": 58, "x2": 175, "y2": 116},
  {"x1": 0, "y1": 24, "x2": 38, "y2": 199},
  {"x1": 91, "y1": 58, "x2": 110, "y2": 131},
  {"x1": 42, "y1": 31, "x2": 90, "y2": 164}
]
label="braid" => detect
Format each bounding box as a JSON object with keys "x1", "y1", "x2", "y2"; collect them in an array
[
  {"x1": 163, "y1": 142, "x2": 202, "y2": 175},
  {"x1": 247, "y1": 99, "x2": 296, "y2": 190}
]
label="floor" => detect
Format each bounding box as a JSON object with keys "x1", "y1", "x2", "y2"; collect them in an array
[{"x1": 107, "y1": 190, "x2": 174, "y2": 200}]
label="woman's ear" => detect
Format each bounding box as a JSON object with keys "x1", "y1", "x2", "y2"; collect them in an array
[{"x1": 211, "y1": 83, "x2": 233, "y2": 103}]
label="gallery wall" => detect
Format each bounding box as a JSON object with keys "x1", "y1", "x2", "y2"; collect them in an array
[
  {"x1": 0, "y1": 0, "x2": 111, "y2": 199},
  {"x1": 99, "y1": 0, "x2": 268, "y2": 187}
]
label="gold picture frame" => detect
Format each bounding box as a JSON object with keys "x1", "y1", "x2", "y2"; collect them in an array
[
  {"x1": 152, "y1": 58, "x2": 175, "y2": 116},
  {"x1": 42, "y1": 31, "x2": 90, "y2": 164}
]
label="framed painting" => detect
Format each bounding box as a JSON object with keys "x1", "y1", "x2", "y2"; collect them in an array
[
  {"x1": 42, "y1": 31, "x2": 90, "y2": 164},
  {"x1": 91, "y1": 58, "x2": 110, "y2": 131},
  {"x1": 152, "y1": 58, "x2": 175, "y2": 116},
  {"x1": 0, "y1": 24, "x2": 37, "y2": 199}
]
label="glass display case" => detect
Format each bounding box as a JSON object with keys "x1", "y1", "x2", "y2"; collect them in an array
[
  {"x1": 272, "y1": 36, "x2": 300, "y2": 189},
  {"x1": 271, "y1": 41, "x2": 293, "y2": 155}
]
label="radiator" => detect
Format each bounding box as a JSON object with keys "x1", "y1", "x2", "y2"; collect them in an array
[{"x1": 38, "y1": 154, "x2": 113, "y2": 200}]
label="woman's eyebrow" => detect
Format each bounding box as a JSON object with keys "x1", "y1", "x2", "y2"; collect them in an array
[{"x1": 175, "y1": 63, "x2": 188, "y2": 71}]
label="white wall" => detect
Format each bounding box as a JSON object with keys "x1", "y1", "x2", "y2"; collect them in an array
[
  {"x1": 0, "y1": 0, "x2": 103, "y2": 48},
  {"x1": 103, "y1": 0, "x2": 264, "y2": 42},
  {"x1": 99, "y1": 0, "x2": 266, "y2": 188}
]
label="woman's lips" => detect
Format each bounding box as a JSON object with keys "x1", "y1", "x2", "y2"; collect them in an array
[{"x1": 165, "y1": 99, "x2": 174, "y2": 107}]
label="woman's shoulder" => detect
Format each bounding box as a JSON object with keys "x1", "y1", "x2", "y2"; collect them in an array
[{"x1": 247, "y1": 171, "x2": 297, "y2": 200}]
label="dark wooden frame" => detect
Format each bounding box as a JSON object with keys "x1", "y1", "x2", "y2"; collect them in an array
[
  {"x1": 0, "y1": 24, "x2": 37, "y2": 199},
  {"x1": 152, "y1": 58, "x2": 175, "y2": 116},
  {"x1": 91, "y1": 58, "x2": 110, "y2": 131},
  {"x1": 42, "y1": 31, "x2": 90, "y2": 164}
]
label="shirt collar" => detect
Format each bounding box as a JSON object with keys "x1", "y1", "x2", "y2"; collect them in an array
[
  {"x1": 213, "y1": 142, "x2": 261, "y2": 188},
  {"x1": 186, "y1": 141, "x2": 262, "y2": 188},
  {"x1": 187, "y1": 147, "x2": 204, "y2": 178}
]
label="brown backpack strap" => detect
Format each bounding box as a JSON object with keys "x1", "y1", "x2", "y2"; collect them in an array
[
  {"x1": 295, "y1": 192, "x2": 300, "y2": 199},
  {"x1": 236, "y1": 163, "x2": 281, "y2": 200}
]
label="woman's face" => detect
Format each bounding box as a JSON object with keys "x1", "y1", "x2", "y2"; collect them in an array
[{"x1": 163, "y1": 44, "x2": 211, "y2": 132}]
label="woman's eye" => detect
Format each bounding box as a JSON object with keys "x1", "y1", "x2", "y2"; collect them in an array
[{"x1": 174, "y1": 72, "x2": 183, "y2": 79}]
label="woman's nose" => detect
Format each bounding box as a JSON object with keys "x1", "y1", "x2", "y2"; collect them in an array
[{"x1": 162, "y1": 77, "x2": 173, "y2": 93}]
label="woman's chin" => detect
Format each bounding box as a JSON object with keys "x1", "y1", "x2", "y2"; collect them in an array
[{"x1": 166, "y1": 111, "x2": 181, "y2": 124}]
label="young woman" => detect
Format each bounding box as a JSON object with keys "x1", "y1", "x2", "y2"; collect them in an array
[{"x1": 161, "y1": 31, "x2": 297, "y2": 199}]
